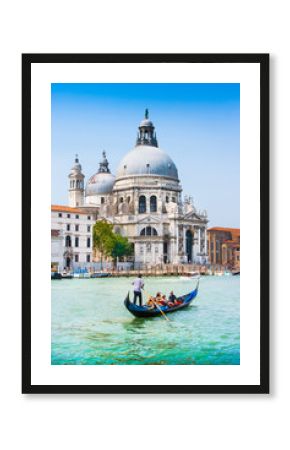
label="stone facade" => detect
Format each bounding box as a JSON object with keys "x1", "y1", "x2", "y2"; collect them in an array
[
  {"x1": 51, "y1": 205, "x2": 97, "y2": 271},
  {"x1": 57, "y1": 111, "x2": 208, "y2": 267}
]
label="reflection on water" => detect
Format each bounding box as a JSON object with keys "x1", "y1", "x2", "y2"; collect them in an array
[{"x1": 52, "y1": 276, "x2": 240, "y2": 365}]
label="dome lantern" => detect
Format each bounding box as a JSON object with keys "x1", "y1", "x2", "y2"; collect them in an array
[{"x1": 136, "y1": 109, "x2": 158, "y2": 147}]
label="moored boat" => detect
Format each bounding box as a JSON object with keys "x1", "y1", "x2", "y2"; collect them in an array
[
  {"x1": 124, "y1": 281, "x2": 199, "y2": 318},
  {"x1": 90, "y1": 272, "x2": 111, "y2": 278}
]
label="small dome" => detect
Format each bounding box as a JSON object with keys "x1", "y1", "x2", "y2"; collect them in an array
[
  {"x1": 85, "y1": 172, "x2": 115, "y2": 196},
  {"x1": 139, "y1": 118, "x2": 153, "y2": 127},
  {"x1": 116, "y1": 145, "x2": 178, "y2": 180}
]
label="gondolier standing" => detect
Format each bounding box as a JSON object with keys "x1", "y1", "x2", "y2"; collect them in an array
[{"x1": 132, "y1": 274, "x2": 144, "y2": 306}]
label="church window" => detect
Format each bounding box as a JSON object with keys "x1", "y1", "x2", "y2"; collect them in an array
[
  {"x1": 139, "y1": 196, "x2": 146, "y2": 213},
  {"x1": 73, "y1": 180, "x2": 75, "y2": 188},
  {"x1": 87, "y1": 237, "x2": 91, "y2": 248},
  {"x1": 146, "y1": 243, "x2": 151, "y2": 252},
  {"x1": 140, "y1": 226, "x2": 158, "y2": 236},
  {"x1": 66, "y1": 224, "x2": 70, "y2": 231},
  {"x1": 86, "y1": 254, "x2": 91, "y2": 263},
  {"x1": 75, "y1": 237, "x2": 79, "y2": 247},
  {"x1": 65, "y1": 235, "x2": 71, "y2": 247},
  {"x1": 101, "y1": 197, "x2": 105, "y2": 204},
  {"x1": 75, "y1": 254, "x2": 79, "y2": 263},
  {"x1": 76, "y1": 180, "x2": 80, "y2": 188},
  {"x1": 58, "y1": 213, "x2": 62, "y2": 218},
  {"x1": 150, "y1": 195, "x2": 157, "y2": 212}
]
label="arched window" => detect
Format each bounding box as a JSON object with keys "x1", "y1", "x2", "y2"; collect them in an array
[
  {"x1": 140, "y1": 226, "x2": 158, "y2": 236},
  {"x1": 72, "y1": 180, "x2": 75, "y2": 188},
  {"x1": 139, "y1": 196, "x2": 146, "y2": 213},
  {"x1": 65, "y1": 235, "x2": 71, "y2": 247},
  {"x1": 76, "y1": 180, "x2": 80, "y2": 188},
  {"x1": 120, "y1": 197, "x2": 124, "y2": 203},
  {"x1": 127, "y1": 196, "x2": 131, "y2": 203},
  {"x1": 150, "y1": 195, "x2": 157, "y2": 212}
]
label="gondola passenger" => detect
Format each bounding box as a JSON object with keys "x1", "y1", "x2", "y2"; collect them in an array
[{"x1": 167, "y1": 291, "x2": 182, "y2": 307}]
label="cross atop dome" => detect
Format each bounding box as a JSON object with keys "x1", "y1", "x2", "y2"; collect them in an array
[{"x1": 136, "y1": 110, "x2": 158, "y2": 147}]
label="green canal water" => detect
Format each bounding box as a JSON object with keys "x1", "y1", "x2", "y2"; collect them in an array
[{"x1": 51, "y1": 276, "x2": 240, "y2": 365}]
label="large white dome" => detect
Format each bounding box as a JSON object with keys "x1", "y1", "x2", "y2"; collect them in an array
[{"x1": 116, "y1": 145, "x2": 179, "y2": 180}]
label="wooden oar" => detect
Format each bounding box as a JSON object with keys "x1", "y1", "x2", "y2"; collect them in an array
[{"x1": 143, "y1": 289, "x2": 170, "y2": 322}]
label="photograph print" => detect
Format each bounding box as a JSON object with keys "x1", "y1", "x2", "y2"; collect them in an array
[{"x1": 51, "y1": 82, "x2": 240, "y2": 366}]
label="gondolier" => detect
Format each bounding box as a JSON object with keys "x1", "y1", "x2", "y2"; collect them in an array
[{"x1": 132, "y1": 274, "x2": 144, "y2": 306}]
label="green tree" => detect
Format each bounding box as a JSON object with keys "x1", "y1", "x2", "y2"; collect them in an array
[
  {"x1": 93, "y1": 221, "x2": 134, "y2": 269},
  {"x1": 110, "y1": 234, "x2": 134, "y2": 265},
  {"x1": 92, "y1": 220, "x2": 114, "y2": 270}
]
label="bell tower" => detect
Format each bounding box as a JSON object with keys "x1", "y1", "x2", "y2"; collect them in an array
[{"x1": 68, "y1": 154, "x2": 85, "y2": 207}]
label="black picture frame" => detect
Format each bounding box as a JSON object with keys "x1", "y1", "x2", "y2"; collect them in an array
[{"x1": 22, "y1": 53, "x2": 269, "y2": 394}]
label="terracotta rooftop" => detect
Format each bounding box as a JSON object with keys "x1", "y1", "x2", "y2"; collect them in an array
[
  {"x1": 207, "y1": 226, "x2": 240, "y2": 235},
  {"x1": 51, "y1": 205, "x2": 86, "y2": 214}
]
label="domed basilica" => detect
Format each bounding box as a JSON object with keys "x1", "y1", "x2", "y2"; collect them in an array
[{"x1": 68, "y1": 110, "x2": 208, "y2": 265}]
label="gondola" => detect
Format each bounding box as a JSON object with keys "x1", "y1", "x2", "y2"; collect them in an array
[{"x1": 124, "y1": 281, "x2": 199, "y2": 318}]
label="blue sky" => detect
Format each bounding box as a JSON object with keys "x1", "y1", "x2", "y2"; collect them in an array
[{"x1": 51, "y1": 83, "x2": 240, "y2": 227}]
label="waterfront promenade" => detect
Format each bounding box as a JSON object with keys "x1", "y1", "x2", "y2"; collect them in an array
[{"x1": 92, "y1": 264, "x2": 233, "y2": 277}]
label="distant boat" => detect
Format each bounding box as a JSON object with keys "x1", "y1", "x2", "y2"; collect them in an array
[
  {"x1": 51, "y1": 272, "x2": 62, "y2": 280},
  {"x1": 179, "y1": 272, "x2": 200, "y2": 280},
  {"x1": 232, "y1": 269, "x2": 240, "y2": 276},
  {"x1": 61, "y1": 271, "x2": 73, "y2": 279},
  {"x1": 90, "y1": 272, "x2": 111, "y2": 278}
]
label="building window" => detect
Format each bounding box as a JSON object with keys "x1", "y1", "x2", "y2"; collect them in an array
[
  {"x1": 67, "y1": 214, "x2": 70, "y2": 218},
  {"x1": 140, "y1": 226, "x2": 158, "y2": 236},
  {"x1": 166, "y1": 196, "x2": 169, "y2": 203},
  {"x1": 87, "y1": 216, "x2": 91, "y2": 220},
  {"x1": 87, "y1": 237, "x2": 91, "y2": 248},
  {"x1": 66, "y1": 224, "x2": 70, "y2": 231},
  {"x1": 172, "y1": 197, "x2": 176, "y2": 203},
  {"x1": 120, "y1": 197, "x2": 124, "y2": 203},
  {"x1": 139, "y1": 195, "x2": 146, "y2": 213},
  {"x1": 75, "y1": 254, "x2": 79, "y2": 263},
  {"x1": 76, "y1": 180, "x2": 80, "y2": 188},
  {"x1": 75, "y1": 224, "x2": 79, "y2": 231},
  {"x1": 76, "y1": 215, "x2": 79, "y2": 219},
  {"x1": 58, "y1": 213, "x2": 62, "y2": 218},
  {"x1": 155, "y1": 246, "x2": 159, "y2": 253},
  {"x1": 150, "y1": 195, "x2": 157, "y2": 212},
  {"x1": 127, "y1": 196, "x2": 131, "y2": 203},
  {"x1": 101, "y1": 197, "x2": 105, "y2": 204},
  {"x1": 65, "y1": 235, "x2": 71, "y2": 247},
  {"x1": 86, "y1": 254, "x2": 90, "y2": 263},
  {"x1": 87, "y1": 225, "x2": 91, "y2": 232},
  {"x1": 75, "y1": 237, "x2": 79, "y2": 247}
]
